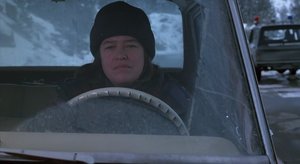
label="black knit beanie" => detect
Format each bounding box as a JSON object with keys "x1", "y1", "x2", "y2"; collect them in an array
[{"x1": 90, "y1": 1, "x2": 155, "y2": 60}]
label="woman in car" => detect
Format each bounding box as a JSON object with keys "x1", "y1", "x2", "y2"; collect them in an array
[{"x1": 57, "y1": 1, "x2": 191, "y2": 115}]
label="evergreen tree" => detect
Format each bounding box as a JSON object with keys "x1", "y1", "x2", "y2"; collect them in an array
[{"x1": 238, "y1": 0, "x2": 276, "y2": 25}]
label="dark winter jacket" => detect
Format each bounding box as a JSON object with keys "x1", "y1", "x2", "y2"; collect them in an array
[{"x1": 56, "y1": 69, "x2": 191, "y2": 115}]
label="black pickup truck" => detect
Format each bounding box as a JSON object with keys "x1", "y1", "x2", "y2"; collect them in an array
[{"x1": 249, "y1": 24, "x2": 300, "y2": 80}]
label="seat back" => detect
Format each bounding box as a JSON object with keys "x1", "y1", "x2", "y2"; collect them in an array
[
  {"x1": 0, "y1": 84, "x2": 58, "y2": 118},
  {"x1": 0, "y1": 84, "x2": 58, "y2": 131}
]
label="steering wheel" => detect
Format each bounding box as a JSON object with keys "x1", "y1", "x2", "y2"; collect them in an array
[{"x1": 68, "y1": 87, "x2": 189, "y2": 135}]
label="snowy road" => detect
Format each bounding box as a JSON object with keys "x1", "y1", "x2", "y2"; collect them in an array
[{"x1": 259, "y1": 70, "x2": 300, "y2": 164}]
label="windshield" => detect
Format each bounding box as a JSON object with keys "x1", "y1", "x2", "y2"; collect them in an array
[{"x1": 0, "y1": 0, "x2": 265, "y2": 162}]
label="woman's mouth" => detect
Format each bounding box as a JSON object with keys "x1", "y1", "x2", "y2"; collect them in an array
[{"x1": 115, "y1": 64, "x2": 130, "y2": 70}]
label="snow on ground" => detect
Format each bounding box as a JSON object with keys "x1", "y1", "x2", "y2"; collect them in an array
[
  {"x1": 149, "y1": 13, "x2": 183, "y2": 68},
  {"x1": 261, "y1": 70, "x2": 300, "y2": 76},
  {"x1": 259, "y1": 70, "x2": 300, "y2": 98},
  {"x1": 0, "y1": 9, "x2": 94, "y2": 66},
  {"x1": 149, "y1": 13, "x2": 182, "y2": 55}
]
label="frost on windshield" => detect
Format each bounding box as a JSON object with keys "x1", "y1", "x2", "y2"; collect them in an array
[
  {"x1": 180, "y1": 0, "x2": 263, "y2": 155},
  {"x1": 16, "y1": 98, "x2": 181, "y2": 135},
  {"x1": 0, "y1": 0, "x2": 183, "y2": 68}
]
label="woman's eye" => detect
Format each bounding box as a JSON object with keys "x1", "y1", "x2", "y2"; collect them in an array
[
  {"x1": 105, "y1": 46, "x2": 114, "y2": 50},
  {"x1": 126, "y1": 44, "x2": 137, "y2": 48}
]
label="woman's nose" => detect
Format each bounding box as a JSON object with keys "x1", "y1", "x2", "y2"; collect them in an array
[{"x1": 115, "y1": 47, "x2": 128, "y2": 60}]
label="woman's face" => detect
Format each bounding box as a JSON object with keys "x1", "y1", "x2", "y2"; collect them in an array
[{"x1": 99, "y1": 36, "x2": 145, "y2": 87}]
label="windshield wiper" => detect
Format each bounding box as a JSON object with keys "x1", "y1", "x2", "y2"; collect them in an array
[{"x1": 0, "y1": 148, "x2": 94, "y2": 164}]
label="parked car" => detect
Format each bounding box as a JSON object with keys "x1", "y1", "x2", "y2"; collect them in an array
[
  {"x1": 248, "y1": 23, "x2": 300, "y2": 80},
  {"x1": 0, "y1": 0, "x2": 283, "y2": 163}
]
